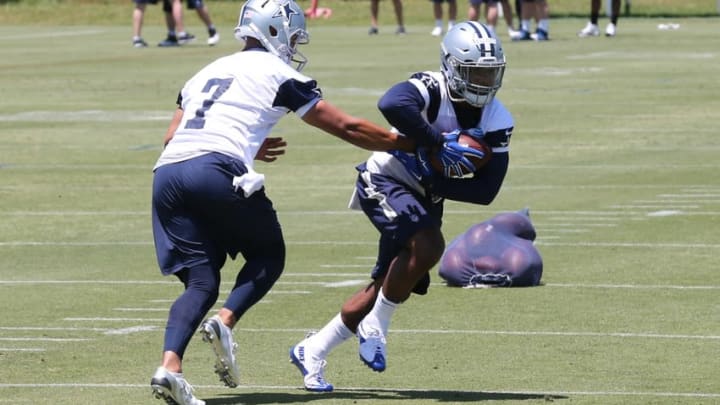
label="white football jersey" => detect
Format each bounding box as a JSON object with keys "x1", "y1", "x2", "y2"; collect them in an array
[{"x1": 154, "y1": 49, "x2": 321, "y2": 171}]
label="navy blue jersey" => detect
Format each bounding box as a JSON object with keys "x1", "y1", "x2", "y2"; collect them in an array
[
  {"x1": 349, "y1": 71, "x2": 516, "y2": 293},
  {"x1": 354, "y1": 70, "x2": 513, "y2": 206}
]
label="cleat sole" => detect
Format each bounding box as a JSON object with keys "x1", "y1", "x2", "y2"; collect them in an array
[{"x1": 200, "y1": 321, "x2": 239, "y2": 388}]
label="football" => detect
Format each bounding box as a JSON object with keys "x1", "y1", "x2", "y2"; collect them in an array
[{"x1": 431, "y1": 133, "x2": 492, "y2": 177}]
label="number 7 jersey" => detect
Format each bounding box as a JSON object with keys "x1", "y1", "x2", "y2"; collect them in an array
[{"x1": 154, "y1": 49, "x2": 322, "y2": 171}]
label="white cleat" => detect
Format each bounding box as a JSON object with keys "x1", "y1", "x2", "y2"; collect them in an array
[
  {"x1": 357, "y1": 322, "x2": 386, "y2": 372},
  {"x1": 430, "y1": 26, "x2": 443, "y2": 37},
  {"x1": 605, "y1": 23, "x2": 617, "y2": 37},
  {"x1": 207, "y1": 32, "x2": 220, "y2": 46},
  {"x1": 578, "y1": 22, "x2": 600, "y2": 37},
  {"x1": 177, "y1": 32, "x2": 196, "y2": 45},
  {"x1": 150, "y1": 367, "x2": 205, "y2": 405},
  {"x1": 199, "y1": 315, "x2": 240, "y2": 388},
  {"x1": 289, "y1": 341, "x2": 334, "y2": 392}
]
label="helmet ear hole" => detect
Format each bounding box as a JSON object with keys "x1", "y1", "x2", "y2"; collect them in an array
[{"x1": 269, "y1": 26, "x2": 278, "y2": 37}]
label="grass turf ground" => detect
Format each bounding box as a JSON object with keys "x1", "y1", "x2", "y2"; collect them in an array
[
  {"x1": 1, "y1": 0, "x2": 718, "y2": 26},
  {"x1": 1, "y1": 9, "x2": 719, "y2": 405}
]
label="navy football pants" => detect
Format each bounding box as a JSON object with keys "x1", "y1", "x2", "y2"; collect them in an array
[{"x1": 152, "y1": 152, "x2": 285, "y2": 357}]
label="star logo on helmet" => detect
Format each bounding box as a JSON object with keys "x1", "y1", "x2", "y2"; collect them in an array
[{"x1": 273, "y1": 2, "x2": 299, "y2": 20}]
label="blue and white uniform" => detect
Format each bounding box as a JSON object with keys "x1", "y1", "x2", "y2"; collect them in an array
[
  {"x1": 151, "y1": 48, "x2": 320, "y2": 358},
  {"x1": 351, "y1": 70, "x2": 514, "y2": 294},
  {"x1": 155, "y1": 49, "x2": 320, "y2": 196},
  {"x1": 154, "y1": 48, "x2": 321, "y2": 275}
]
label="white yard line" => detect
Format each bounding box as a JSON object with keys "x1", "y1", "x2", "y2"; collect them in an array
[
  {"x1": 0, "y1": 337, "x2": 89, "y2": 342},
  {"x1": 2, "y1": 279, "x2": 719, "y2": 289},
  {"x1": 546, "y1": 283, "x2": 720, "y2": 290},
  {"x1": 64, "y1": 317, "x2": 165, "y2": 322},
  {"x1": 0, "y1": 321, "x2": 702, "y2": 341},
  {"x1": 6, "y1": 240, "x2": 715, "y2": 248},
  {"x1": 0, "y1": 383, "x2": 715, "y2": 399},
  {"x1": 0, "y1": 30, "x2": 106, "y2": 40}
]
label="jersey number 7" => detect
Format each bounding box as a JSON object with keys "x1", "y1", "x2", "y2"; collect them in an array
[{"x1": 185, "y1": 77, "x2": 234, "y2": 130}]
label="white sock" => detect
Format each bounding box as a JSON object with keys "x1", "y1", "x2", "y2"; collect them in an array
[
  {"x1": 447, "y1": 20, "x2": 455, "y2": 30},
  {"x1": 521, "y1": 19, "x2": 530, "y2": 32},
  {"x1": 306, "y1": 313, "x2": 353, "y2": 359},
  {"x1": 538, "y1": 19, "x2": 549, "y2": 32},
  {"x1": 363, "y1": 289, "x2": 398, "y2": 335},
  {"x1": 435, "y1": 19, "x2": 443, "y2": 28}
]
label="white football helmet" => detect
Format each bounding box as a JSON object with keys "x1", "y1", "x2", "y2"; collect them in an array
[
  {"x1": 440, "y1": 21, "x2": 506, "y2": 107},
  {"x1": 234, "y1": 0, "x2": 309, "y2": 71}
]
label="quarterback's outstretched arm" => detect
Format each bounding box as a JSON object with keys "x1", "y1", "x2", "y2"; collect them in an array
[{"x1": 302, "y1": 99, "x2": 416, "y2": 153}]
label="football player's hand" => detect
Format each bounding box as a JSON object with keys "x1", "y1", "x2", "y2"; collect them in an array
[
  {"x1": 443, "y1": 127, "x2": 485, "y2": 143},
  {"x1": 438, "y1": 139, "x2": 485, "y2": 178},
  {"x1": 255, "y1": 137, "x2": 287, "y2": 162}
]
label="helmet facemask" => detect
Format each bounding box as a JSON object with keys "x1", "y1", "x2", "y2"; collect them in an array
[
  {"x1": 446, "y1": 57, "x2": 505, "y2": 107},
  {"x1": 285, "y1": 26, "x2": 309, "y2": 71}
]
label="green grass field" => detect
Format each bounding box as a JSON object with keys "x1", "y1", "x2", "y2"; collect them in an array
[{"x1": 1, "y1": 3, "x2": 719, "y2": 404}]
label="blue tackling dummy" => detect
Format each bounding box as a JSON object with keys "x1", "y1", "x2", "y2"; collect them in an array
[{"x1": 439, "y1": 208, "x2": 543, "y2": 288}]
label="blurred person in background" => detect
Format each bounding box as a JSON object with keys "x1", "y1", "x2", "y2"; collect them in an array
[
  {"x1": 158, "y1": 0, "x2": 220, "y2": 46},
  {"x1": 304, "y1": 0, "x2": 334, "y2": 18},
  {"x1": 430, "y1": 0, "x2": 457, "y2": 36},
  {"x1": 511, "y1": 0, "x2": 549, "y2": 41},
  {"x1": 578, "y1": 0, "x2": 620, "y2": 37},
  {"x1": 132, "y1": 0, "x2": 154, "y2": 47},
  {"x1": 468, "y1": 0, "x2": 520, "y2": 39},
  {"x1": 368, "y1": 0, "x2": 406, "y2": 35}
]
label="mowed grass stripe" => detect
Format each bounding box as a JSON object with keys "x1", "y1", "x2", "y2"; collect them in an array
[
  {"x1": 0, "y1": 383, "x2": 716, "y2": 399},
  {"x1": 1, "y1": 15, "x2": 718, "y2": 404}
]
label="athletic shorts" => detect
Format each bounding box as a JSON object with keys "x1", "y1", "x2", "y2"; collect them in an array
[
  {"x1": 152, "y1": 152, "x2": 283, "y2": 275},
  {"x1": 133, "y1": 0, "x2": 159, "y2": 5},
  {"x1": 162, "y1": 0, "x2": 204, "y2": 12},
  {"x1": 469, "y1": 0, "x2": 499, "y2": 6},
  {"x1": 354, "y1": 166, "x2": 443, "y2": 294}
]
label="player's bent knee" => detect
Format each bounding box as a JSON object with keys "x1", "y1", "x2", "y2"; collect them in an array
[{"x1": 412, "y1": 229, "x2": 445, "y2": 266}]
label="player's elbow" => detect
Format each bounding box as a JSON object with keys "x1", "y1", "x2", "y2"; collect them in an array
[
  {"x1": 377, "y1": 97, "x2": 397, "y2": 116},
  {"x1": 464, "y1": 173, "x2": 504, "y2": 204},
  {"x1": 472, "y1": 193, "x2": 498, "y2": 205}
]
